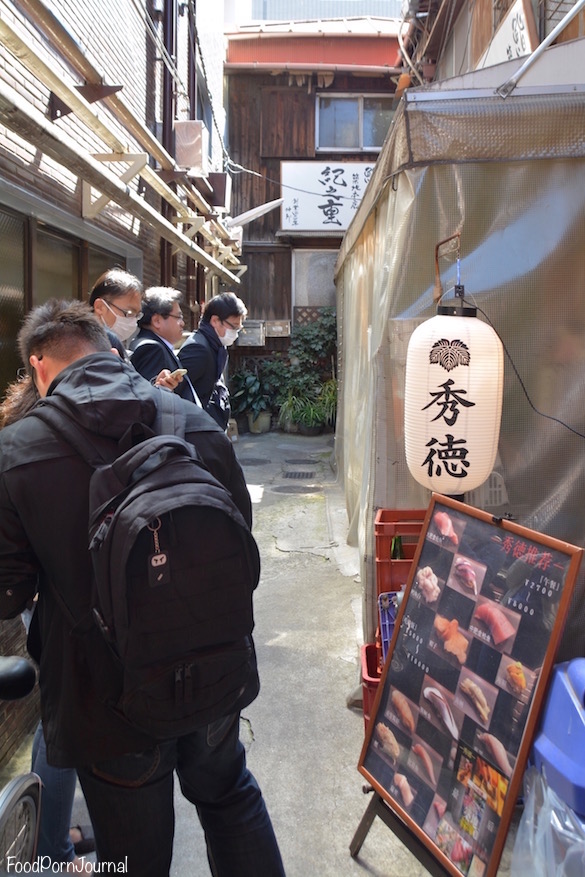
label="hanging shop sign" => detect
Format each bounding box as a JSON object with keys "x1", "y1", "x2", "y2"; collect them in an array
[
  {"x1": 354, "y1": 494, "x2": 583, "y2": 877},
  {"x1": 404, "y1": 305, "x2": 504, "y2": 495},
  {"x1": 280, "y1": 161, "x2": 374, "y2": 232}
]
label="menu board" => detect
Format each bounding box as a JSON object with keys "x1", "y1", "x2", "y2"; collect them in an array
[{"x1": 358, "y1": 494, "x2": 583, "y2": 877}]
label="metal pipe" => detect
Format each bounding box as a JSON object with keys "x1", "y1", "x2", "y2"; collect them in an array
[
  {"x1": 224, "y1": 62, "x2": 402, "y2": 74},
  {"x1": 496, "y1": 0, "x2": 585, "y2": 97}
]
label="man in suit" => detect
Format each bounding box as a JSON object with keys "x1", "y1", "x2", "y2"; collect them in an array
[
  {"x1": 178, "y1": 292, "x2": 247, "y2": 429},
  {"x1": 130, "y1": 287, "x2": 200, "y2": 405}
]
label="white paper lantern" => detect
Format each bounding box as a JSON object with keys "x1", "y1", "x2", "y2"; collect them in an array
[{"x1": 404, "y1": 305, "x2": 504, "y2": 495}]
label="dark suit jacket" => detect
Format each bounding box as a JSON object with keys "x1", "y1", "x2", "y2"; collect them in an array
[
  {"x1": 177, "y1": 330, "x2": 217, "y2": 408},
  {"x1": 130, "y1": 328, "x2": 198, "y2": 404}
]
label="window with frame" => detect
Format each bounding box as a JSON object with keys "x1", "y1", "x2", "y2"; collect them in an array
[
  {"x1": 0, "y1": 205, "x2": 131, "y2": 398},
  {"x1": 316, "y1": 94, "x2": 394, "y2": 152}
]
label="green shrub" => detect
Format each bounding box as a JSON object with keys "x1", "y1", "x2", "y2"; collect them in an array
[{"x1": 230, "y1": 309, "x2": 338, "y2": 427}]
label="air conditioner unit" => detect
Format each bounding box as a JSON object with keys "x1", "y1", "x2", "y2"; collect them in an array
[{"x1": 174, "y1": 120, "x2": 209, "y2": 176}]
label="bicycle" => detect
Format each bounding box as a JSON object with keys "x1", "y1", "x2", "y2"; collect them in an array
[{"x1": 0, "y1": 656, "x2": 41, "y2": 872}]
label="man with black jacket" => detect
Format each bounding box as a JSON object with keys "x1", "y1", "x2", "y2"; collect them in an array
[
  {"x1": 130, "y1": 286, "x2": 201, "y2": 405},
  {"x1": 179, "y1": 292, "x2": 247, "y2": 429},
  {"x1": 0, "y1": 300, "x2": 284, "y2": 877}
]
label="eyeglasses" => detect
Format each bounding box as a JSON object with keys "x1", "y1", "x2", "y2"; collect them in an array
[
  {"x1": 222, "y1": 319, "x2": 243, "y2": 333},
  {"x1": 165, "y1": 312, "x2": 185, "y2": 322},
  {"x1": 103, "y1": 300, "x2": 143, "y2": 320}
]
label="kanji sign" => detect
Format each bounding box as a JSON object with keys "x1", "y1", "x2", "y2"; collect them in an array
[{"x1": 281, "y1": 161, "x2": 374, "y2": 232}]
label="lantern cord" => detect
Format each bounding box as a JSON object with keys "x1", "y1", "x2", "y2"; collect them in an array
[{"x1": 464, "y1": 297, "x2": 585, "y2": 441}]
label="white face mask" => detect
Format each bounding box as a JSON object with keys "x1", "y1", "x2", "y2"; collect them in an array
[
  {"x1": 220, "y1": 327, "x2": 239, "y2": 348},
  {"x1": 102, "y1": 303, "x2": 139, "y2": 342}
]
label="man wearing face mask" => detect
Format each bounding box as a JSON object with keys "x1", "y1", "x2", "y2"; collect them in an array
[
  {"x1": 89, "y1": 268, "x2": 143, "y2": 352},
  {"x1": 179, "y1": 292, "x2": 247, "y2": 430},
  {"x1": 89, "y1": 268, "x2": 184, "y2": 393}
]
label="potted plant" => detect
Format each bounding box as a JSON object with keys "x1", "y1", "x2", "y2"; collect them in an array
[
  {"x1": 277, "y1": 392, "x2": 303, "y2": 433},
  {"x1": 277, "y1": 379, "x2": 337, "y2": 435},
  {"x1": 295, "y1": 397, "x2": 327, "y2": 436},
  {"x1": 231, "y1": 310, "x2": 338, "y2": 435},
  {"x1": 230, "y1": 369, "x2": 272, "y2": 434}
]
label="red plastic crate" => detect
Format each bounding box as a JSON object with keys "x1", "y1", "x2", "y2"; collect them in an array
[
  {"x1": 374, "y1": 509, "x2": 425, "y2": 596},
  {"x1": 361, "y1": 643, "x2": 381, "y2": 731},
  {"x1": 374, "y1": 508, "x2": 426, "y2": 561}
]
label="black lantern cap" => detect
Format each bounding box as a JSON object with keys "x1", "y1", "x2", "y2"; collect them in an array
[{"x1": 437, "y1": 284, "x2": 477, "y2": 318}]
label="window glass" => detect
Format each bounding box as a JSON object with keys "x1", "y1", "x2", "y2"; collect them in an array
[
  {"x1": 35, "y1": 231, "x2": 79, "y2": 306},
  {"x1": 88, "y1": 247, "x2": 125, "y2": 297},
  {"x1": 0, "y1": 209, "x2": 25, "y2": 393},
  {"x1": 293, "y1": 250, "x2": 337, "y2": 308},
  {"x1": 363, "y1": 98, "x2": 394, "y2": 148},
  {"x1": 318, "y1": 97, "x2": 359, "y2": 149}
]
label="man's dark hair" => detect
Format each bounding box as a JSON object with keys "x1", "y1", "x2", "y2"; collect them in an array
[
  {"x1": 138, "y1": 287, "x2": 184, "y2": 327},
  {"x1": 201, "y1": 292, "x2": 247, "y2": 324},
  {"x1": 18, "y1": 299, "x2": 112, "y2": 369},
  {"x1": 89, "y1": 268, "x2": 143, "y2": 307}
]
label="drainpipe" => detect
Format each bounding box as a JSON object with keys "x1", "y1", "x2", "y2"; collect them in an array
[
  {"x1": 186, "y1": 0, "x2": 198, "y2": 313},
  {"x1": 161, "y1": 0, "x2": 177, "y2": 284}
]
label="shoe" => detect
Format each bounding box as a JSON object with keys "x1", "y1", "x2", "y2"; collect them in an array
[{"x1": 71, "y1": 825, "x2": 96, "y2": 856}]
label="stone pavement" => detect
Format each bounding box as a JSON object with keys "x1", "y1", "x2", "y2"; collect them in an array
[{"x1": 168, "y1": 428, "x2": 432, "y2": 877}]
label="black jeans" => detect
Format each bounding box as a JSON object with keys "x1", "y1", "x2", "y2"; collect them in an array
[{"x1": 77, "y1": 713, "x2": 285, "y2": 876}]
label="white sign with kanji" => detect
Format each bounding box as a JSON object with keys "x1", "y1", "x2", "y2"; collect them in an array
[{"x1": 281, "y1": 161, "x2": 374, "y2": 232}]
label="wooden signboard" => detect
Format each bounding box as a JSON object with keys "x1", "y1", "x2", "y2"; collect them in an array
[{"x1": 356, "y1": 494, "x2": 583, "y2": 877}]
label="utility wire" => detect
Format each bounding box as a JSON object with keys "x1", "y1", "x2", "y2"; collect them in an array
[
  {"x1": 129, "y1": 1, "x2": 385, "y2": 201},
  {"x1": 226, "y1": 158, "x2": 373, "y2": 201},
  {"x1": 128, "y1": 0, "x2": 189, "y2": 99},
  {"x1": 461, "y1": 295, "x2": 585, "y2": 441}
]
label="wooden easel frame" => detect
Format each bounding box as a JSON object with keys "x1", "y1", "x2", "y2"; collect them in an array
[{"x1": 355, "y1": 494, "x2": 583, "y2": 877}]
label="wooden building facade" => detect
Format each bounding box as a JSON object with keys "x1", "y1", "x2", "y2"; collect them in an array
[{"x1": 224, "y1": 18, "x2": 403, "y2": 361}]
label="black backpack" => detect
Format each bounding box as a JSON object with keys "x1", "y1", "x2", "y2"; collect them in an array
[{"x1": 33, "y1": 392, "x2": 260, "y2": 738}]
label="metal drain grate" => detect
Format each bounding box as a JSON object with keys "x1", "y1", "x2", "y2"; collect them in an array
[
  {"x1": 238, "y1": 458, "x2": 269, "y2": 466},
  {"x1": 283, "y1": 470, "x2": 316, "y2": 480}
]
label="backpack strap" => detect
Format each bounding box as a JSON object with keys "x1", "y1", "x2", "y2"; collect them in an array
[
  {"x1": 27, "y1": 404, "x2": 109, "y2": 633},
  {"x1": 155, "y1": 387, "x2": 187, "y2": 439}
]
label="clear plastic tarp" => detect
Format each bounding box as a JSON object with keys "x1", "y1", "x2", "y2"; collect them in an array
[{"x1": 334, "y1": 64, "x2": 585, "y2": 652}]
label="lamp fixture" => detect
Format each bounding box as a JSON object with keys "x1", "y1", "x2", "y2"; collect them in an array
[{"x1": 404, "y1": 244, "x2": 504, "y2": 498}]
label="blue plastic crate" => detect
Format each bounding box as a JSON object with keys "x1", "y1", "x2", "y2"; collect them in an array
[{"x1": 531, "y1": 658, "x2": 585, "y2": 819}]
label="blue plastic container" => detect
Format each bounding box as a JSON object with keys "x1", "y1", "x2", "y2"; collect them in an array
[
  {"x1": 377, "y1": 592, "x2": 398, "y2": 662},
  {"x1": 531, "y1": 659, "x2": 585, "y2": 819}
]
